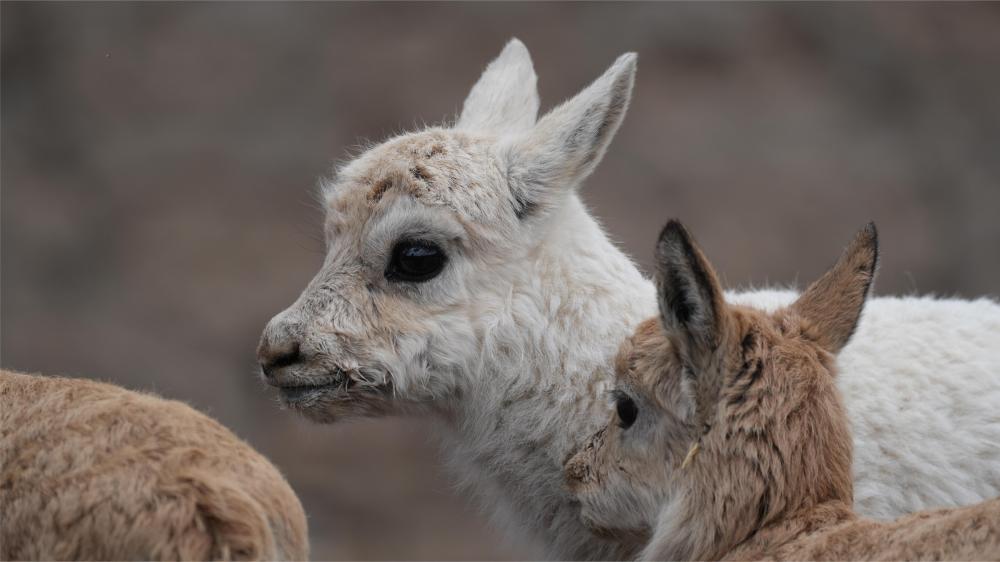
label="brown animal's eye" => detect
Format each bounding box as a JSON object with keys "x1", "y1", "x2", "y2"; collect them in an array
[
  {"x1": 614, "y1": 392, "x2": 638, "y2": 429},
  {"x1": 387, "y1": 240, "x2": 447, "y2": 283}
]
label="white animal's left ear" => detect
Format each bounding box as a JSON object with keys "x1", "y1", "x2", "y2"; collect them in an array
[
  {"x1": 456, "y1": 38, "x2": 539, "y2": 135},
  {"x1": 504, "y1": 53, "x2": 636, "y2": 219}
]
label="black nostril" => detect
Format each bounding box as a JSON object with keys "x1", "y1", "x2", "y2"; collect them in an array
[{"x1": 262, "y1": 342, "x2": 301, "y2": 374}]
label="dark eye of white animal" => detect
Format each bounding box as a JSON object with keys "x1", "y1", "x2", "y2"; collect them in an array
[
  {"x1": 615, "y1": 393, "x2": 638, "y2": 429},
  {"x1": 386, "y1": 240, "x2": 446, "y2": 283}
]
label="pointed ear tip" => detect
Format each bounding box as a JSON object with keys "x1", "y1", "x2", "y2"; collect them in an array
[
  {"x1": 661, "y1": 218, "x2": 685, "y2": 236},
  {"x1": 483, "y1": 39, "x2": 534, "y2": 77},
  {"x1": 855, "y1": 221, "x2": 879, "y2": 256},
  {"x1": 865, "y1": 222, "x2": 879, "y2": 274},
  {"x1": 503, "y1": 37, "x2": 528, "y2": 52},
  {"x1": 837, "y1": 223, "x2": 878, "y2": 286},
  {"x1": 656, "y1": 220, "x2": 688, "y2": 252},
  {"x1": 612, "y1": 52, "x2": 639, "y2": 74},
  {"x1": 618, "y1": 52, "x2": 638, "y2": 64}
]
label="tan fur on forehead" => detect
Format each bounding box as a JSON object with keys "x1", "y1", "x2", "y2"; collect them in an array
[
  {"x1": 329, "y1": 128, "x2": 503, "y2": 221},
  {"x1": 359, "y1": 132, "x2": 451, "y2": 203},
  {"x1": 614, "y1": 318, "x2": 669, "y2": 388},
  {"x1": 619, "y1": 308, "x2": 756, "y2": 412}
]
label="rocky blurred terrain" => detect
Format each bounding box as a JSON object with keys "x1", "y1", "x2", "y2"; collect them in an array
[{"x1": 3, "y1": 3, "x2": 999, "y2": 559}]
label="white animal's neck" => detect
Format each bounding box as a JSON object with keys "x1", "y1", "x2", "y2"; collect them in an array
[{"x1": 442, "y1": 194, "x2": 656, "y2": 559}]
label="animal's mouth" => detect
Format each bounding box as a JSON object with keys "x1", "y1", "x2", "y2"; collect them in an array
[
  {"x1": 277, "y1": 383, "x2": 339, "y2": 404},
  {"x1": 274, "y1": 371, "x2": 350, "y2": 405},
  {"x1": 272, "y1": 370, "x2": 391, "y2": 409}
]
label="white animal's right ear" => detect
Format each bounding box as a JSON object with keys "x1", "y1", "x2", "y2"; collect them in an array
[
  {"x1": 456, "y1": 38, "x2": 539, "y2": 135},
  {"x1": 503, "y1": 53, "x2": 636, "y2": 219}
]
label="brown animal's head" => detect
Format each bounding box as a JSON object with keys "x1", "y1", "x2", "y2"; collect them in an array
[
  {"x1": 256, "y1": 39, "x2": 637, "y2": 422},
  {"x1": 564, "y1": 220, "x2": 878, "y2": 560}
]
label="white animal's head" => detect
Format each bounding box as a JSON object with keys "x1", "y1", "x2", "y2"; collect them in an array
[
  {"x1": 564, "y1": 221, "x2": 877, "y2": 560},
  {"x1": 257, "y1": 39, "x2": 637, "y2": 422}
]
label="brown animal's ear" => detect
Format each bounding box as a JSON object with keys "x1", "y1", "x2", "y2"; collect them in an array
[
  {"x1": 655, "y1": 220, "x2": 726, "y2": 367},
  {"x1": 792, "y1": 223, "x2": 879, "y2": 354}
]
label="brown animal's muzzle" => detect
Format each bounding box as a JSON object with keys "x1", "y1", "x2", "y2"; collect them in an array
[{"x1": 564, "y1": 426, "x2": 608, "y2": 491}]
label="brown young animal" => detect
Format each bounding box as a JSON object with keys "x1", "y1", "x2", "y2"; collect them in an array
[
  {"x1": 565, "y1": 221, "x2": 1000, "y2": 561},
  {"x1": 0, "y1": 371, "x2": 309, "y2": 561}
]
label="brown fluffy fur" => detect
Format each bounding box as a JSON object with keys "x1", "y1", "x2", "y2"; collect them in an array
[
  {"x1": 0, "y1": 370, "x2": 309, "y2": 561},
  {"x1": 566, "y1": 222, "x2": 1000, "y2": 561}
]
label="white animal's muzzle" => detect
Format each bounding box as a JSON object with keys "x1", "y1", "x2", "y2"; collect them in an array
[
  {"x1": 257, "y1": 307, "x2": 398, "y2": 422},
  {"x1": 257, "y1": 312, "x2": 343, "y2": 400}
]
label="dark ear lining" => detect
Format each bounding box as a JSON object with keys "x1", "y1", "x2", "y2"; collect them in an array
[
  {"x1": 654, "y1": 220, "x2": 726, "y2": 364},
  {"x1": 792, "y1": 222, "x2": 879, "y2": 354}
]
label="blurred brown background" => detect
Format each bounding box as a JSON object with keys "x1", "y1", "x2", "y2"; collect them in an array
[{"x1": 3, "y1": 3, "x2": 999, "y2": 559}]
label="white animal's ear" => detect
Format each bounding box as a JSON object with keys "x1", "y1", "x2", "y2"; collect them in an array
[
  {"x1": 654, "y1": 220, "x2": 726, "y2": 368},
  {"x1": 456, "y1": 38, "x2": 539, "y2": 134},
  {"x1": 792, "y1": 223, "x2": 879, "y2": 354},
  {"x1": 504, "y1": 53, "x2": 636, "y2": 219}
]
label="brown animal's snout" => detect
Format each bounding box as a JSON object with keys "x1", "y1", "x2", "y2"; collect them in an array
[
  {"x1": 564, "y1": 452, "x2": 592, "y2": 489},
  {"x1": 564, "y1": 427, "x2": 606, "y2": 490}
]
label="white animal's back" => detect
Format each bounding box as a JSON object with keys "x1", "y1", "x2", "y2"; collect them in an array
[
  {"x1": 842, "y1": 296, "x2": 1000, "y2": 517},
  {"x1": 729, "y1": 290, "x2": 1000, "y2": 518}
]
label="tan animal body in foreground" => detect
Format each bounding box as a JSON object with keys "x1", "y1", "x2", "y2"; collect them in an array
[
  {"x1": 565, "y1": 221, "x2": 1000, "y2": 561},
  {"x1": 0, "y1": 370, "x2": 308, "y2": 561}
]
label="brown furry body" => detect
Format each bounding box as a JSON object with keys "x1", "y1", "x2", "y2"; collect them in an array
[
  {"x1": 0, "y1": 370, "x2": 308, "y2": 561},
  {"x1": 565, "y1": 222, "x2": 1000, "y2": 561},
  {"x1": 730, "y1": 497, "x2": 1000, "y2": 561},
  {"x1": 621, "y1": 314, "x2": 1000, "y2": 561}
]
